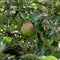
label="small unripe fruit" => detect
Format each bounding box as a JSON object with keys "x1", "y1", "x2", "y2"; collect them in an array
[
  {"x1": 3, "y1": 37, "x2": 12, "y2": 44},
  {"x1": 21, "y1": 22, "x2": 35, "y2": 36}
]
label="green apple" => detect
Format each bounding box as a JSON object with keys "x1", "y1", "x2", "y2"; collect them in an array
[
  {"x1": 21, "y1": 22, "x2": 35, "y2": 36},
  {"x1": 38, "y1": 56, "x2": 57, "y2": 60},
  {"x1": 2, "y1": 37, "x2": 12, "y2": 44},
  {"x1": 46, "y1": 56, "x2": 57, "y2": 60}
]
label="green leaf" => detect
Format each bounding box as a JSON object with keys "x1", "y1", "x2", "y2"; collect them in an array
[
  {"x1": 29, "y1": 12, "x2": 40, "y2": 22},
  {"x1": 38, "y1": 40, "x2": 43, "y2": 49},
  {"x1": 51, "y1": 41, "x2": 58, "y2": 47},
  {"x1": 20, "y1": 54, "x2": 37, "y2": 60}
]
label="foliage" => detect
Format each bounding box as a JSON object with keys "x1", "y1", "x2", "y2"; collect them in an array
[{"x1": 0, "y1": 0, "x2": 60, "y2": 60}]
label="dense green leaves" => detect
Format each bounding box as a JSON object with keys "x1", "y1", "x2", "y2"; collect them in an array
[{"x1": 0, "y1": 0, "x2": 60, "y2": 60}]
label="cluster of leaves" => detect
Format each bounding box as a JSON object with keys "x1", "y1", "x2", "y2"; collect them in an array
[{"x1": 0, "y1": 0, "x2": 60, "y2": 60}]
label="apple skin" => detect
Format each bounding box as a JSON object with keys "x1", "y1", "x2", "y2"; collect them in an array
[
  {"x1": 46, "y1": 56, "x2": 57, "y2": 60},
  {"x1": 21, "y1": 22, "x2": 35, "y2": 36},
  {"x1": 2, "y1": 37, "x2": 12, "y2": 44},
  {"x1": 40, "y1": 56, "x2": 57, "y2": 60}
]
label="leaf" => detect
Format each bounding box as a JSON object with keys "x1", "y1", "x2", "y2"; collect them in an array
[
  {"x1": 0, "y1": 1, "x2": 4, "y2": 7},
  {"x1": 57, "y1": 12, "x2": 60, "y2": 15},
  {"x1": 51, "y1": 41, "x2": 58, "y2": 47},
  {"x1": 0, "y1": 42, "x2": 5, "y2": 51},
  {"x1": 20, "y1": 54, "x2": 37, "y2": 60},
  {"x1": 38, "y1": 40, "x2": 43, "y2": 49},
  {"x1": 29, "y1": 12, "x2": 40, "y2": 22},
  {"x1": 30, "y1": 3, "x2": 40, "y2": 9}
]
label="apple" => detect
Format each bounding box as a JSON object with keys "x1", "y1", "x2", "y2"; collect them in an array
[
  {"x1": 21, "y1": 22, "x2": 35, "y2": 36},
  {"x1": 2, "y1": 37, "x2": 12, "y2": 44},
  {"x1": 38, "y1": 56, "x2": 57, "y2": 60},
  {"x1": 46, "y1": 56, "x2": 57, "y2": 60}
]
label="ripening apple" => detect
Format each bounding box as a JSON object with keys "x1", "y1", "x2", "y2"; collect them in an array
[{"x1": 21, "y1": 22, "x2": 35, "y2": 36}]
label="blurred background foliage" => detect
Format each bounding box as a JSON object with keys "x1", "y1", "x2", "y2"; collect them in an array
[{"x1": 0, "y1": 0, "x2": 60, "y2": 60}]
